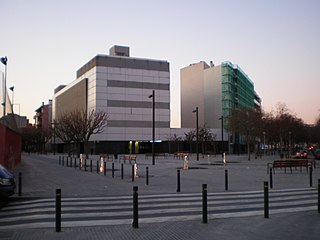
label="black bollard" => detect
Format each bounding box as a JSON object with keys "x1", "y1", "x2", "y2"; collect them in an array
[
  {"x1": 121, "y1": 163, "x2": 124, "y2": 180},
  {"x1": 132, "y1": 164, "x2": 135, "y2": 182},
  {"x1": 62, "y1": 156, "x2": 64, "y2": 166},
  {"x1": 132, "y1": 186, "x2": 139, "y2": 228},
  {"x1": 310, "y1": 166, "x2": 313, "y2": 187},
  {"x1": 90, "y1": 160, "x2": 92, "y2": 172},
  {"x1": 225, "y1": 169, "x2": 228, "y2": 191},
  {"x1": 79, "y1": 158, "x2": 81, "y2": 170},
  {"x1": 177, "y1": 169, "x2": 181, "y2": 192},
  {"x1": 59, "y1": 156, "x2": 61, "y2": 165},
  {"x1": 104, "y1": 162, "x2": 106, "y2": 176},
  {"x1": 318, "y1": 179, "x2": 320, "y2": 214},
  {"x1": 66, "y1": 157, "x2": 68, "y2": 167},
  {"x1": 56, "y1": 189, "x2": 61, "y2": 232},
  {"x1": 264, "y1": 181, "x2": 269, "y2": 218},
  {"x1": 270, "y1": 168, "x2": 273, "y2": 189},
  {"x1": 146, "y1": 167, "x2": 149, "y2": 185},
  {"x1": 18, "y1": 172, "x2": 22, "y2": 196},
  {"x1": 74, "y1": 158, "x2": 77, "y2": 168},
  {"x1": 112, "y1": 163, "x2": 115, "y2": 178},
  {"x1": 70, "y1": 157, "x2": 72, "y2": 168},
  {"x1": 85, "y1": 159, "x2": 87, "y2": 172},
  {"x1": 96, "y1": 161, "x2": 99, "y2": 174},
  {"x1": 202, "y1": 184, "x2": 208, "y2": 224}
]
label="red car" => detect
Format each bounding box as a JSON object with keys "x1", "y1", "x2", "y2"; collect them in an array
[{"x1": 294, "y1": 150, "x2": 308, "y2": 159}]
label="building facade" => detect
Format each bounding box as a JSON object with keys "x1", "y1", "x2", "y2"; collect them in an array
[
  {"x1": 34, "y1": 100, "x2": 52, "y2": 130},
  {"x1": 181, "y1": 61, "x2": 255, "y2": 128},
  {"x1": 53, "y1": 46, "x2": 171, "y2": 154},
  {"x1": 181, "y1": 61, "x2": 257, "y2": 153}
]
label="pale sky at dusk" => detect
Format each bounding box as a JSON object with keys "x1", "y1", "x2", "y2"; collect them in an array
[{"x1": 1, "y1": 0, "x2": 319, "y2": 127}]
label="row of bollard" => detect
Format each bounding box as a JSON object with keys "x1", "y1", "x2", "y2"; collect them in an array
[
  {"x1": 59, "y1": 155, "x2": 316, "y2": 192},
  {"x1": 59, "y1": 156, "x2": 150, "y2": 185},
  {"x1": 55, "y1": 179, "x2": 320, "y2": 232}
]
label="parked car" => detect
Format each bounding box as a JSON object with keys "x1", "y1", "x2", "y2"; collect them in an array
[
  {"x1": 0, "y1": 164, "x2": 16, "y2": 200},
  {"x1": 293, "y1": 150, "x2": 308, "y2": 159}
]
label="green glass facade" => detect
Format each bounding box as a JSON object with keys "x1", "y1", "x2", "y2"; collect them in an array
[{"x1": 221, "y1": 61, "x2": 254, "y2": 127}]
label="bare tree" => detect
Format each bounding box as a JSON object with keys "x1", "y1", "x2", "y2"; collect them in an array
[
  {"x1": 166, "y1": 133, "x2": 183, "y2": 154},
  {"x1": 184, "y1": 129, "x2": 195, "y2": 153},
  {"x1": 21, "y1": 127, "x2": 51, "y2": 153},
  {"x1": 55, "y1": 109, "x2": 108, "y2": 157},
  {"x1": 228, "y1": 107, "x2": 263, "y2": 160},
  {"x1": 198, "y1": 125, "x2": 217, "y2": 154},
  {"x1": 263, "y1": 103, "x2": 306, "y2": 156}
]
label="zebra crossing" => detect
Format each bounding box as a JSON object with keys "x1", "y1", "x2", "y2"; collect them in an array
[{"x1": 0, "y1": 187, "x2": 317, "y2": 230}]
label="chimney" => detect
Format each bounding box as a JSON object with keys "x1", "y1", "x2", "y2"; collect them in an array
[{"x1": 109, "y1": 45, "x2": 130, "y2": 57}]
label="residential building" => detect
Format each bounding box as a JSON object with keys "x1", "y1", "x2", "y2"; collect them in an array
[
  {"x1": 181, "y1": 61, "x2": 255, "y2": 128},
  {"x1": 181, "y1": 61, "x2": 257, "y2": 153},
  {"x1": 34, "y1": 100, "x2": 52, "y2": 129}
]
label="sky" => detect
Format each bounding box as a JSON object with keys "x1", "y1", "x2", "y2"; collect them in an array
[{"x1": 1, "y1": 0, "x2": 320, "y2": 127}]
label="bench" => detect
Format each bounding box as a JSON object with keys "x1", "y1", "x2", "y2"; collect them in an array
[
  {"x1": 268, "y1": 160, "x2": 312, "y2": 174},
  {"x1": 145, "y1": 153, "x2": 167, "y2": 159},
  {"x1": 99, "y1": 154, "x2": 114, "y2": 162},
  {"x1": 119, "y1": 155, "x2": 137, "y2": 164}
]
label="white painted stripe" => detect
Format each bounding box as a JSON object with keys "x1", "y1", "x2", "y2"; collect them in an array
[
  {"x1": 1, "y1": 207, "x2": 316, "y2": 230},
  {"x1": 1, "y1": 191, "x2": 316, "y2": 216},
  {"x1": 1, "y1": 198, "x2": 316, "y2": 225}
]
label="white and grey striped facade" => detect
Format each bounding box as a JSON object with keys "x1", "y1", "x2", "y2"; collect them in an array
[{"x1": 53, "y1": 46, "x2": 171, "y2": 151}]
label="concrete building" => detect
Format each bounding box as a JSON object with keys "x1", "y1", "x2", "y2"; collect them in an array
[
  {"x1": 181, "y1": 61, "x2": 257, "y2": 153},
  {"x1": 181, "y1": 61, "x2": 255, "y2": 128},
  {"x1": 52, "y1": 45, "x2": 171, "y2": 154}
]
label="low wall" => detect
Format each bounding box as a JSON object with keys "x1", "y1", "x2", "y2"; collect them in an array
[{"x1": 0, "y1": 123, "x2": 21, "y2": 169}]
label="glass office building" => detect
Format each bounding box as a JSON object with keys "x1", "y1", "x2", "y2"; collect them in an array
[{"x1": 221, "y1": 61, "x2": 254, "y2": 125}]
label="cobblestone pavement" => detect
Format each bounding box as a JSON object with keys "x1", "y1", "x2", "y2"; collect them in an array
[{"x1": 0, "y1": 153, "x2": 319, "y2": 240}]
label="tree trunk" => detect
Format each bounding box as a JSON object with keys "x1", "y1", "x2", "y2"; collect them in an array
[{"x1": 85, "y1": 140, "x2": 89, "y2": 159}]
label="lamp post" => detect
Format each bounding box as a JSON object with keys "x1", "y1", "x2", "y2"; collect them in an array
[
  {"x1": 192, "y1": 107, "x2": 199, "y2": 161},
  {"x1": 263, "y1": 131, "x2": 266, "y2": 156},
  {"x1": 1, "y1": 56, "x2": 8, "y2": 117},
  {"x1": 52, "y1": 120, "x2": 57, "y2": 155},
  {"x1": 219, "y1": 115, "x2": 224, "y2": 158},
  {"x1": 13, "y1": 103, "x2": 21, "y2": 128},
  {"x1": 148, "y1": 90, "x2": 155, "y2": 165},
  {"x1": 9, "y1": 86, "x2": 14, "y2": 113},
  {"x1": 289, "y1": 131, "x2": 292, "y2": 157}
]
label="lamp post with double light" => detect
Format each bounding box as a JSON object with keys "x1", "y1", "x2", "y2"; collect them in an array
[
  {"x1": 148, "y1": 90, "x2": 155, "y2": 165},
  {"x1": 193, "y1": 107, "x2": 199, "y2": 161},
  {"x1": 1, "y1": 56, "x2": 8, "y2": 117},
  {"x1": 219, "y1": 115, "x2": 224, "y2": 158},
  {"x1": 9, "y1": 86, "x2": 14, "y2": 113}
]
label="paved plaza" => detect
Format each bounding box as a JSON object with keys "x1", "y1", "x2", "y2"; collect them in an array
[{"x1": 0, "y1": 153, "x2": 319, "y2": 239}]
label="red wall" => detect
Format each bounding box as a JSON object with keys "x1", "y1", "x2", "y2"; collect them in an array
[{"x1": 0, "y1": 123, "x2": 21, "y2": 169}]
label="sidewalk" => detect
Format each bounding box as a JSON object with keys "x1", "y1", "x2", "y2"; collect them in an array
[
  {"x1": 10, "y1": 153, "x2": 320, "y2": 197},
  {"x1": 1, "y1": 153, "x2": 319, "y2": 240}
]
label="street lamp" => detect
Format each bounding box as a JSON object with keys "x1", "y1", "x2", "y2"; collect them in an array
[
  {"x1": 219, "y1": 115, "x2": 224, "y2": 158},
  {"x1": 52, "y1": 120, "x2": 57, "y2": 155},
  {"x1": 148, "y1": 90, "x2": 155, "y2": 165},
  {"x1": 289, "y1": 131, "x2": 292, "y2": 158},
  {"x1": 263, "y1": 131, "x2": 266, "y2": 157},
  {"x1": 192, "y1": 107, "x2": 199, "y2": 161},
  {"x1": 1, "y1": 56, "x2": 8, "y2": 117},
  {"x1": 9, "y1": 86, "x2": 14, "y2": 113}
]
